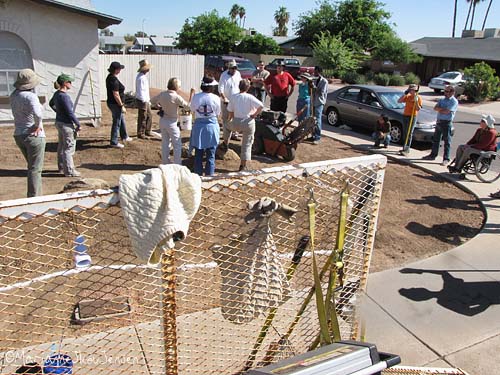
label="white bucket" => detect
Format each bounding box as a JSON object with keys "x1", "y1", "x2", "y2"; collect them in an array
[{"x1": 179, "y1": 115, "x2": 192, "y2": 131}]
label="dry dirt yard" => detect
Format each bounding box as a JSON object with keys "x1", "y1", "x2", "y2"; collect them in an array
[{"x1": 0, "y1": 104, "x2": 484, "y2": 272}]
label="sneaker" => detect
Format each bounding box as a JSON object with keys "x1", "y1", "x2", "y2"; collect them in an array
[
  {"x1": 383, "y1": 145, "x2": 388, "y2": 149},
  {"x1": 399, "y1": 150, "x2": 410, "y2": 156},
  {"x1": 441, "y1": 159, "x2": 450, "y2": 167},
  {"x1": 123, "y1": 137, "x2": 133, "y2": 142},
  {"x1": 238, "y1": 165, "x2": 249, "y2": 172},
  {"x1": 111, "y1": 143, "x2": 125, "y2": 149},
  {"x1": 422, "y1": 154, "x2": 436, "y2": 160},
  {"x1": 312, "y1": 140, "x2": 320, "y2": 145},
  {"x1": 137, "y1": 134, "x2": 147, "y2": 139}
]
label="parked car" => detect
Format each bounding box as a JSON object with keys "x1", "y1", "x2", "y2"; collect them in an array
[
  {"x1": 265, "y1": 58, "x2": 315, "y2": 78},
  {"x1": 323, "y1": 85, "x2": 450, "y2": 144},
  {"x1": 428, "y1": 71, "x2": 464, "y2": 93},
  {"x1": 204, "y1": 55, "x2": 256, "y2": 81}
]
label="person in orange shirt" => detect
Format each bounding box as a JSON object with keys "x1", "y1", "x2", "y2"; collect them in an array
[{"x1": 398, "y1": 84, "x2": 422, "y2": 155}]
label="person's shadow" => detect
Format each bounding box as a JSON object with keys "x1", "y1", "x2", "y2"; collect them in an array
[{"x1": 399, "y1": 268, "x2": 500, "y2": 316}]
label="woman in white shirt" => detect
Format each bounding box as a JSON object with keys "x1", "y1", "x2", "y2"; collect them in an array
[
  {"x1": 151, "y1": 78, "x2": 192, "y2": 164},
  {"x1": 222, "y1": 79, "x2": 264, "y2": 171}
]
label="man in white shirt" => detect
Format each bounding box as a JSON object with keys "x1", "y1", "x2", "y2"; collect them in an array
[
  {"x1": 222, "y1": 79, "x2": 264, "y2": 171},
  {"x1": 135, "y1": 59, "x2": 152, "y2": 139},
  {"x1": 218, "y1": 60, "x2": 242, "y2": 140}
]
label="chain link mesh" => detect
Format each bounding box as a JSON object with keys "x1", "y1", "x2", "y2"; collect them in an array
[{"x1": 0, "y1": 156, "x2": 386, "y2": 375}]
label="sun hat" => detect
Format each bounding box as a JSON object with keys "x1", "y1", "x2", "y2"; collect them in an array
[
  {"x1": 137, "y1": 59, "x2": 152, "y2": 72},
  {"x1": 481, "y1": 114, "x2": 495, "y2": 128},
  {"x1": 227, "y1": 60, "x2": 238, "y2": 69},
  {"x1": 14, "y1": 69, "x2": 41, "y2": 90},
  {"x1": 299, "y1": 72, "x2": 313, "y2": 80},
  {"x1": 56, "y1": 73, "x2": 74, "y2": 84},
  {"x1": 408, "y1": 84, "x2": 418, "y2": 91},
  {"x1": 108, "y1": 61, "x2": 125, "y2": 73}
]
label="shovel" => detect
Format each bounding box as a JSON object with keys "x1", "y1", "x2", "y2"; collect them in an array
[{"x1": 85, "y1": 68, "x2": 100, "y2": 128}]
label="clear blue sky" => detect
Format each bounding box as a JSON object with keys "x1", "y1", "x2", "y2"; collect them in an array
[{"x1": 93, "y1": 0, "x2": 499, "y2": 42}]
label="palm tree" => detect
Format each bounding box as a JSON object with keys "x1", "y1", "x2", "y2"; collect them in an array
[
  {"x1": 274, "y1": 6, "x2": 290, "y2": 37},
  {"x1": 481, "y1": 0, "x2": 494, "y2": 30},
  {"x1": 464, "y1": 0, "x2": 483, "y2": 30},
  {"x1": 238, "y1": 6, "x2": 246, "y2": 28},
  {"x1": 452, "y1": 0, "x2": 458, "y2": 37},
  {"x1": 229, "y1": 4, "x2": 240, "y2": 24}
]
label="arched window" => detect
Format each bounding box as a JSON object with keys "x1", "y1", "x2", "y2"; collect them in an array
[{"x1": 0, "y1": 31, "x2": 33, "y2": 96}]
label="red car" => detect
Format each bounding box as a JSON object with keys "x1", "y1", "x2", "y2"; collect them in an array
[
  {"x1": 265, "y1": 58, "x2": 315, "y2": 78},
  {"x1": 204, "y1": 55, "x2": 256, "y2": 81}
]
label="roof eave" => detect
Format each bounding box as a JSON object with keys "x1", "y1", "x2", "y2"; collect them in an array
[{"x1": 29, "y1": 0, "x2": 122, "y2": 28}]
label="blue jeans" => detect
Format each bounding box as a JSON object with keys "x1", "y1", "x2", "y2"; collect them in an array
[
  {"x1": 313, "y1": 104, "x2": 324, "y2": 141},
  {"x1": 194, "y1": 146, "x2": 216, "y2": 176},
  {"x1": 108, "y1": 103, "x2": 128, "y2": 145},
  {"x1": 296, "y1": 97, "x2": 310, "y2": 123},
  {"x1": 402, "y1": 115, "x2": 417, "y2": 152},
  {"x1": 372, "y1": 132, "x2": 391, "y2": 147},
  {"x1": 14, "y1": 134, "x2": 46, "y2": 197},
  {"x1": 430, "y1": 120, "x2": 453, "y2": 161}
]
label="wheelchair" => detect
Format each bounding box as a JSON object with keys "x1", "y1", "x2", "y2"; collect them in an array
[{"x1": 451, "y1": 149, "x2": 500, "y2": 183}]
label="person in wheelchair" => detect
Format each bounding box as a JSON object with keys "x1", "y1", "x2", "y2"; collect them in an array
[{"x1": 448, "y1": 114, "x2": 496, "y2": 173}]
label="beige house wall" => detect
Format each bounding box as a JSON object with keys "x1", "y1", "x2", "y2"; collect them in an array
[{"x1": 0, "y1": 0, "x2": 101, "y2": 124}]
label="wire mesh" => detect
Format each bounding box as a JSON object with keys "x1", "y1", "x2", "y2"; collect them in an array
[
  {"x1": 383, "y1": 366, "x2": 471, "y2": 375},
  {"x1": 0, "y1": 155, "x2": 386, "y2": 375}
]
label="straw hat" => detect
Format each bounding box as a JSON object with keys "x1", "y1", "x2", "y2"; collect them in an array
[
  {"x1": 299, "y1": 72, "x2": 313, "y2": 81},
  {"x1": 227, "y1": 60, "x2": 238, "y2": 69},
  {"x1": 14, "y1": 69, "x2": 41, "y2": 91},
  {"x1": 408, "y1": 84, "x2": 418, "y2": 91},
  {"x1": 137, "y1": 59, "x2": 152, "y2": 72}
]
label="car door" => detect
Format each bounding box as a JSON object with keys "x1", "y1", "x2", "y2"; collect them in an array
[
  {"x1": 334, "y1": 87, "x2": 361, "y2": 125},
  {"x1": 355, "y1": 89, "x2": 384, "y2": 129}
]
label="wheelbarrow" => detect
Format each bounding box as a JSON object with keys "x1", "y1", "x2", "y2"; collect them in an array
[{"x1": 252, "y1": 110, "x2": 317, "y2": 162}]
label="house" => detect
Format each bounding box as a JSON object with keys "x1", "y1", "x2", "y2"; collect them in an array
[
  {"x1": 271, "y1": 36, "x2": 312, "y2": 56},
  {"x1": 99, "y1": 35, "x2": 126, "y2": 54},
  {"x1": 0, "y1": 0, "x2": 121, "y2": 123},
  {"x1": 150, "y1": 36, "x2": 188, "y2": 55},
  {"x1": 129, "y1": 37, "x2": 155, "y2": 53},
  {"x1": 410, "y1": 29, "x2": 500, "y2": 83}
]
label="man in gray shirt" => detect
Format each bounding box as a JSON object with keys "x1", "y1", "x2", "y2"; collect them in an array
[{"x1": 312, "y1": 66, "x2": 328, "y2": 145}]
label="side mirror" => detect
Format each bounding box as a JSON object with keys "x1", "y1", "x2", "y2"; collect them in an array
[{"x1": 372, "y1": 102, "x2": 382, "y2": 108}]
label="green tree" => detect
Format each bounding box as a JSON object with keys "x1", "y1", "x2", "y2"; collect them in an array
[
  {"x1": 463, "y1": 62, "x2": 500, "y2": 102},
  {"x1": 295, "y1": 0, "x2": 392, "y2": 51},
  {"x1": 311, "y1": 32, "x2": 361, "y2": 77},
  {"x1": 235, "y1": 33, "x2": 281, "y2": 54},
  {"x1": 135, "y1": 31, "x2": 148, "y2": 38},
  {"x1": 372, "y1": 32, "x2": 422, "y2": 64},
  {"x1": 481, "y1": 0, "x2": 494, "y2": 30},
  {"x1": 238, "y1": 6, "x2": 246, "y2": 28},
  {"x1": 124, "y1": 34, "x2": 135, "y2": 42},
  {"x1": 176, "y1": 11, "x2": 242, "y2": 55},
  {"x1": 273, "y1": 6, "x2": 290, "y2": 36}
]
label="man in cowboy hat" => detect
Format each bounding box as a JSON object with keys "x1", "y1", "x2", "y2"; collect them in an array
[
  {"x1": 10, "y1": 68, "x2": 46, "y2": 197},
  {"x1": 135, "y1": 59, "x2": 153, "y2": 139}
]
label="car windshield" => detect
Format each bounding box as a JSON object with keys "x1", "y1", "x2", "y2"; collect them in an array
[
  {"x1": 439, "y1": 72, "x2": 460, "y2": 79},
  {"x1": 378, "y1": 92, "x2": 405, "y2": 110},
  {"x1": 236, "y1": 61, "x2": 256, "y2": 70}
]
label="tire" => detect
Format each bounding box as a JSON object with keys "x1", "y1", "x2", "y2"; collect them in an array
[
  {"x1": 475, "y1": 153, "x2": 500, "y2": 183},
  {"x1": 283, "y1": 146, "x2": 296, "y2": 162},
  {"x1": 252, "y1": 136, "x2": 264, "y2": 154},
  {"x1": 326, "y1": 107, "x2": 340, "y2": 127},
  {"x1": 389, "y1": 122, "x2": 403, "y2": 144}
]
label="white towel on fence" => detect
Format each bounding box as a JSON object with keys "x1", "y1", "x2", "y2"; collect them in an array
[{"x1": 119, "y1": 164, "x2": 202, "y2": 265}]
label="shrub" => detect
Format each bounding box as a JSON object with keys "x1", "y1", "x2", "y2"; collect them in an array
[
  {"x1": 364, "y1": 71, "x2": 375, "y2": 83},
  {"x1": 341, "y1": 71, "x2": 365, "y2": 84},
  {"x1": 388, "y1": 75, "x2": 405, "y2": 86},
  {"x1": 404, "y1": 72, "x2": 420, "y2": 85},
  {"x1": 463, "y1": 62, "x2": 500, "y2": 102},
  {"x1": 373, "y1": 73, "x2": 390, "y2": 86}
]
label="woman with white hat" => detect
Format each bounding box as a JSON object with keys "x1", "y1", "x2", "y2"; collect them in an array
[
  {"x1": 49, "y1": 73, "x2": 81, "y2": 177},
  {"x1": 10, "y1": 68, "x2": 45, "y2": 197},
  {"x1": 448, "y1": 114, "x2": 497, "y2": 173}
]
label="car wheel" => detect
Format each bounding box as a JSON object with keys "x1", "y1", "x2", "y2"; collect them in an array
[
  {"x1": 252, "y1": 136, "x2": 264, "y2": 154},
  {"x1": 390, "y1": 122, "x2": 404, "y2": 144},
  {"x1": 326, "y1": 107, "x2": 340, "y2": 126},
  {"x1": 283, "y1": 146, "x2": 296, "y2": 162},
  {"x1": 433, "y1": 89, "x2": 441, "y2": 93}
]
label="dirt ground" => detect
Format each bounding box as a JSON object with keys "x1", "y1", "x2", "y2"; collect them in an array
[{"x1": 0, "y1": 104, "x2": 484, "y2": 272}]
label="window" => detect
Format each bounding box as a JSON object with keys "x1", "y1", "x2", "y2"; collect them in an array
[
  {"x1": 0, "y1": 32, "x2": 33, "y2": 96},
  {"x1": 339, "y1": 88, "x2": 360, "y2": 102}
]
